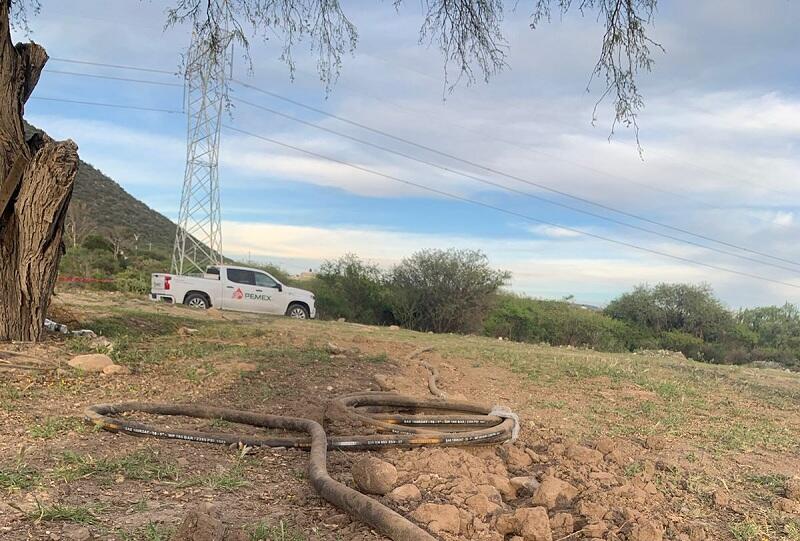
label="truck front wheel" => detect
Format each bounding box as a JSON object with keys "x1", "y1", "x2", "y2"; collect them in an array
[
  {"x1": 286, "y1": 303, "x2": 309, "y2": 319},
  {"x1": 184, "y1": 292, "x2": 209, "y2": 309}
]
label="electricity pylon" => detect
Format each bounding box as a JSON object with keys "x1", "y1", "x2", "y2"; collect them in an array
[{"x1": 171, "y1": 35, "x2": 230, "y2": 275}]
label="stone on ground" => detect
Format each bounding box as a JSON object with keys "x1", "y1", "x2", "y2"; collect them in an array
[
  {"x1": 514, "y1": 507, "x2": 553, "y2": 541},
  {"x1": 102, "y1": 364, "x2": 130, "y2": 375},
  {"x1": 388, "y1": 483, "x2": 421, "y2": 502},
  {"x1": 531, "y1": 475, "x2": 579, "y2": 509},
  {"x1": 68, "y1": 353, "x2": 114, "y2": 372},
  {"x1": 411, "y1": 503, "x2": 461, "y2": 534},
  {"x1": 352, "y1": 456, "x2": 398, "y2": 495}
]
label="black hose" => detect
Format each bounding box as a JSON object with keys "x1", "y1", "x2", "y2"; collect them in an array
[{"x1": 84, "y1": 392, "x2": 517, "y2": 541}]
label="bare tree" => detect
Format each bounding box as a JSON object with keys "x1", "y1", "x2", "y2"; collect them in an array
[
  {"x1": 64, "y1": 201, "x2": 94, "y2": 248},
  {"x1": 0, "y1": 0, "x2": 79, "y2": 341}
]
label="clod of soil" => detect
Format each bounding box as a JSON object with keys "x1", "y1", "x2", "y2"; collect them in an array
[
  {"x1": 531, "y1": 475, "x2": 579, "y2": 509},
  {"x1": 388, "y1": 483, "x2": 422, "y2": 502},
  {"x1": 786, "y1": 478, "x2": 800, "y2": 501},
  {"x1": 352, "y1": 456, "x2": 398, "y2": 495},
  {"x1": 410, "y1": 503, "x2": 461, "y2": 534},
  {"x1": 172, "y1": 503, "x2": 247, "y2": 541},
  {"x1": 68, "y1": 353, "x2": 114, "y2": 372}
]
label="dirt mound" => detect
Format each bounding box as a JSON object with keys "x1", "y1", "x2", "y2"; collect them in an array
[{"x1": 371, "y1": 437, "x2": 705, "y2": 541}]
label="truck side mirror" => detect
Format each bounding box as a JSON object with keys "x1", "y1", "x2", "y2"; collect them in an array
[{"x1": 277, "y1": 284, "x2": 283, "y2": 292}]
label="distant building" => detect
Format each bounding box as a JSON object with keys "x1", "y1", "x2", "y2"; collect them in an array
[{"x1": 295, "y1": 269, "x2": 317, "y2": 281}]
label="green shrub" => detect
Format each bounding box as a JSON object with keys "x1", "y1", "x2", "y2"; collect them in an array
[
  {"x1": 658, "y1": 331, "x2": 705, "y2": 360},
  {"x1": 484, "y1": 294, "x2": 646, "y2": 352},
  {"x1": 311, "y1": 255, "x2": 392, "y2": 324},
  {"x1": 389, "y1": 249, "x2": 509, "y2": 333},
  {"x1": 115, "y1": 269, "x2": 150, "y2": 295}
]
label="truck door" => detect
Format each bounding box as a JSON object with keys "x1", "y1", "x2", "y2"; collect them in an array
[
  {"x1": 253, "y1": 271, "x2": 287, "y2": 315},
  {"x1": 222, "y1": 268, "x2": 260, "y2": 312}
]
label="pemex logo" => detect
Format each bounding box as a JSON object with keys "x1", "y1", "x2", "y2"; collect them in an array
[{"x1": 232, "y1": 287, "x2": 244, "y2": 300}]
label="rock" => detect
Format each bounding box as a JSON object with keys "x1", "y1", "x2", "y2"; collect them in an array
[
  {"x1": 550, "y1": 512, "x2": 574, "y2": 539},
  {"x1": 337, "y1": 317, "x2": 346, "y2": 322},
  {"x1": 565, "y1": 444, "x2": 603, "y2": 465},
  {"x1": 582, "y1": 521, "x2": 609, "y2": 538},
  {"x1": 68, "y1": 353, "x2": 114, "y2": 372},
  {"x1": 510, "y1": 476, "x2": 540, "y2": 494},
  {"x1": 464, "y1": 493, "x2": 501, "y2": 518},
  {"x1": 532, "y1": 475, "x2": 579, "y2": 509},
  {"x1": 177, "y1": 326, "x2": 199, "y2": 337},
  {"x1": 786, "y1": 478, "x2": 800, "y2": 502},
  {"x1": 496, "y1": 513, "x2": 517, "y2": 535},
  {"x1": 388, "y1": 325, "x2": 400, "y2": 330},
  {"x1": 712, "y1": 490, "x2": 729, "y2": 508},
  {"x1": 411, "y1": 503, "x2": 460, "y2": 534},
  {"x1": 352, "y1": 456, "x2": 398, "y2": 495},
  {"x1": 687, "y1": 523, "x2": 707, "y2": 541},
  {"x1": 62, "y1": 525, "x2": 92, "y2": 541},
  {"x1": 595, "y1": 436, "x2": 615, "y2": 454},
  {"x1": 644, "y1": 435, "x2": 666, "y2": 450},
  {"x1": 326, "y1": 341, "x2": 345, "y2": 354},
  {"x1": 477, "y1": 484, "x2": 503, "y2": 504},
  {"x1": 102, "y1": 364, "x2": 130, "y2": 375},
  {"x1": 577, "y1": 500, "x2": 608, "y2": 523},
  {"x1": 772, "y1": 497, "x2": 800, "y2": 514},
  {"x1": 388, "y1": 484, "x2": 421, "y2": 502},
  {"x1": 630, "y1": 519, "x2": 664, "y2": 541},
  {"x1": 172, "y1": 503, "x2": 225, "y2": 541},
  {"x1": 502, "y1": 444, "x2": 534, "y2": 471},
  {"x1": 514, "y1": 507, "x2": 553, "y2": 541},
  {"x1": 487, "y1": 474, "x2": 517, "y2": 501}
]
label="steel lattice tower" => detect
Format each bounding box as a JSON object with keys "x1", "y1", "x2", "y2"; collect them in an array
[{"x1": 171, "y1": 36, "x2": 230, "y2": 275}]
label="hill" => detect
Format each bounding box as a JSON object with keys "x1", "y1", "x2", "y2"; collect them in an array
[{"x1": 24, "y1": 122, "x2": 177, "y2": 253}]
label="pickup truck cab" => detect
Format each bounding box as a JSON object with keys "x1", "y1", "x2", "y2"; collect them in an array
[{"x1": 151, "y1": 265, "x2": 316, "y2": 319}]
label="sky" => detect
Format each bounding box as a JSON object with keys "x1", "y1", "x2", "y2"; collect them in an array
[{"x1": 19, "y1": 0, "x2": 800, "y2": 308}]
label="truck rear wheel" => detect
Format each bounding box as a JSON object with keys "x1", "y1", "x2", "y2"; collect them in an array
[
  {"x1": 184, "y1": 292, "x2": 209, "y2": 309},
  {"x1": 286, "y1": 303, "x2": 309, "y2": 319}
]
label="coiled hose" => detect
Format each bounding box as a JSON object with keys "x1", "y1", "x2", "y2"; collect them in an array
[{"x1": 85, "y1": 392, "x2": 517, "y2": 541}]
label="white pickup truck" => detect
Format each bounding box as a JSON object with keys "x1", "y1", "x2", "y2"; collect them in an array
[{"x1": 150, "y1": 265, "x2": 316, "y2": 319}]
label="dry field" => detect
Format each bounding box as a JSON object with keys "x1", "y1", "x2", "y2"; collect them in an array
[{"x1": 1, "y1": 290, "x2": 799, "y2": 541}]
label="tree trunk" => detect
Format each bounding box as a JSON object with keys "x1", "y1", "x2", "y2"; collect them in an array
[{"x1": 0, "y1": 0, "x2": 79, "y2": 341}]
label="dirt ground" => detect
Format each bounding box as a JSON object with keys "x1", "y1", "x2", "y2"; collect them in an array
[{"x1": 1, "y1": 290, "x2": 799, "y2": 541}]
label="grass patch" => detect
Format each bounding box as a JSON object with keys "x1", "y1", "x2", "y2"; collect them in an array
[
  {"x1": 29, "y1": 416, "x2": 84, "y2": 439},
  {"x1": 250, "y1": 520, "x2": 306, "y2": 541},
  {"x1": 54, "y1": 450, "x2": 179, "y2": 483},
  {"x1": 32, "y1": 503, "x2": 104, "y2": 524},
  {"x1": 362, "y1": 352, "x2": 388, "y2": 364},
  {"x1": 747, "y1": 473, "x2": 788, "y2": 493},
  {"x1": 0, "y1": 462, "x2": 40, "y2": 490},
  {"x1": 730, "y1": 518, "x2": 767, "y2": 541},
  {"x1": 178, "y1": 462, "x2": 249, "y2": 491}
]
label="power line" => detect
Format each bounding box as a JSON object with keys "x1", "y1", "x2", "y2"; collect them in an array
[
  {"x1": 44, "y1": 69, "x2": 183, "y2": 87},
  {"x1": 49, "y1": 57, "x2": 177, "y2": 75},
  {"x1": 231, "y1": 81, "x2": 800, "y2": 269},
  {"x1": 223, "y1": 124, "x2": 800, "y2": 290},
  {"x1": 34, "y1": 58, "x2": 800, "y2": 273},
  {"x1": 43, "y1": 57, "x2": 797, "y2": 230},
  {"x1": 29, "y1": 96, "x2": 183, "y2": 114},
  {"x1": 233, "y1": 96, "x2": 800, "y2": 276}
]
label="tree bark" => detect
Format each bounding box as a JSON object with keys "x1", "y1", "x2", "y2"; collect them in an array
[{"x1": 0, "y1": 0, "x2": 79, "y2": 341}]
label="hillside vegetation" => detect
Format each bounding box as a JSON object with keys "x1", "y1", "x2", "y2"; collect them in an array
[{"x1": 25, "y1": 123, "x2": 177, "y2": 253}]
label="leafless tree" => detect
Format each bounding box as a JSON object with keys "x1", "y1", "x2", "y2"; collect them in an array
[{"x1": 64, "y1": 201, "x2": 94, "y2": 248}]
